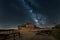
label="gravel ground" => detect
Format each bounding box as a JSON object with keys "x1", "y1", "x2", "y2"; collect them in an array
[
  {"x1": 20, "y1": 32, "x2": 56, "y2": 40},
  {"x1": 31, "y1": 34, "x2": 56, "y2": 40}
]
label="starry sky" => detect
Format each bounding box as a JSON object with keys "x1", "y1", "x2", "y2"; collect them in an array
[{"x1": 0, "y1": 0, "x2": 60, "y2": 28}]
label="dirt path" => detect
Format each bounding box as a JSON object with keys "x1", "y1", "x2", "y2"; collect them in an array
[
  {"x1": 20, "y1": 32, "x2": 56, "y2": 40},
  {"x1": 31, "y1": 34, "x2": 56, "y2": 40}
]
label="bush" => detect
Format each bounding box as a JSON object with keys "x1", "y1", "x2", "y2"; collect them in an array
[{"x1": 51, "y1": 24, "x2": 60, "y2": 40}]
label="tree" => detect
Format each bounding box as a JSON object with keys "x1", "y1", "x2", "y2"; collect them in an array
[
  {"x1": 52, "y1": 24, "x2": 60, "y2": 29},
  {"x1": 54, "y1": 24, "x2": 60, "y2": 29},
  {"x1": 52, "y1": 24, "x2": 60, "y2": 40}
]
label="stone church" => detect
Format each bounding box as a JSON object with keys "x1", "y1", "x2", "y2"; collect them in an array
[{"x1": 18, "y1": 22, "x2": 40, "y2": 32}]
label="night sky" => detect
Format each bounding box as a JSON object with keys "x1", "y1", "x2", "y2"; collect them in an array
[{"x1": 0, "y1": 0, "x2": 60, "y2": 28}]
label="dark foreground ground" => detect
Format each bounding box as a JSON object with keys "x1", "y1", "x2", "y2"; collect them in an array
[
  {"x1": 30, "y1": 34, "x2": 55, "y2": 40},
  {"x1": 0, "y1": 29, "x2": 56, "y2": 40},
  {"x1": 20, "y1": 32, "x2": 56, "y2": 40}
]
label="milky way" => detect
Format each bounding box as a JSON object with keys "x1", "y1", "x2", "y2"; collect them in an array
[
  {"x1": 0, "y1": 0, "x2": 60, "y2": 28},
  {"x1": 18, "y1": 0, "x2": 47, "y2": 27},
  {"x1": 29, "y1": 10, "x2": 46, "y2": 27}
]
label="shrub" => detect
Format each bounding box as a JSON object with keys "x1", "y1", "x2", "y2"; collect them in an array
[
  {"x1": 52, "y1": 24, "x2": 60, "y2": 40},
  {"x1": 52, "y1": 29, "x2": 60, "y2": 40}
]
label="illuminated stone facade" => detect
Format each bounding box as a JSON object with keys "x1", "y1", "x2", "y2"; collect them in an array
[{"x1": 18, "y1": 22, "x2": 39, "y2": 32}]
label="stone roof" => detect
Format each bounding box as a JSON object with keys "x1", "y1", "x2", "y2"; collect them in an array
[{"x1": 25, "y1": 22, "x2": 32, "y2": 25}]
